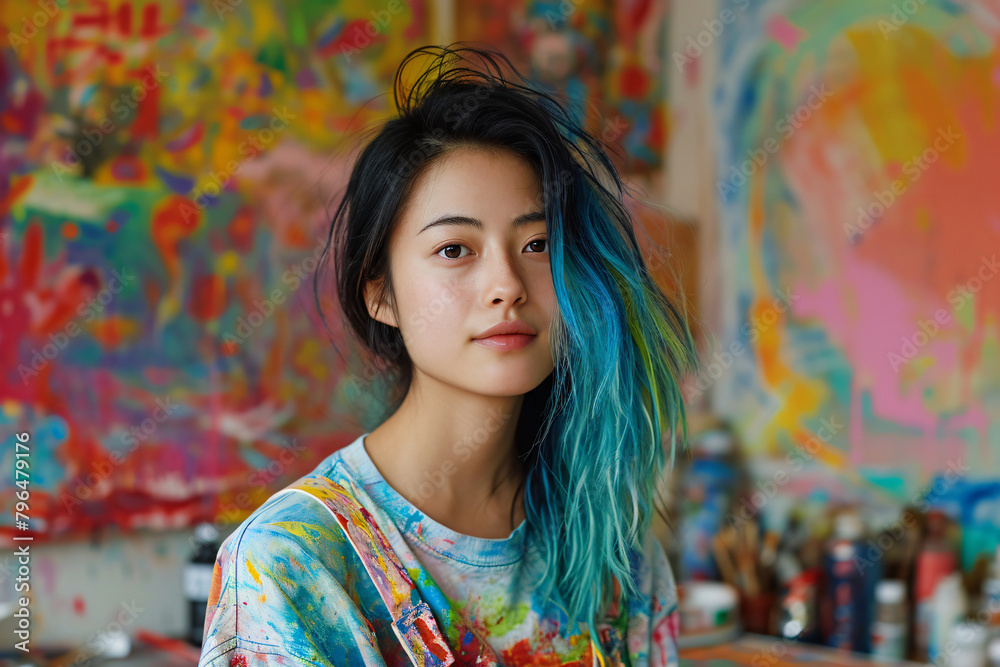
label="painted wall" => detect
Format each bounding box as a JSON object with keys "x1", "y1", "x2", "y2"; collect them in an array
[
  {"x1": 694, "y1": 0, "x2": 1000, "y2": 505},
  {"x1": 456, "y1": 0, "x2": 671, "y2": 173},
  {"x1": 0, "y1": 0, "x2": 693, "y2": 649},
  {"x1": 0, "y1": 0, "x2": 693, "y2": 544},
  {"x1": 0, "y1": 0, "x2": 436, "y2": 541}
]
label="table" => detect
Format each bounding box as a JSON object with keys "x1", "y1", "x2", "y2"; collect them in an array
[{"x1": 679, "y1": 634, "x2": 927, "y2": 666}]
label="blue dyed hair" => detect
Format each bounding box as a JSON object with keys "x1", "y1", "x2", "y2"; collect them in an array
[{"x1": 316, "y1": 44, "x2": 696, "y2": 660}]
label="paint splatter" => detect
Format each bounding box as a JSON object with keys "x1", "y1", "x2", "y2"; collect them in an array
[{"x1": 766, "y1": 15, "x2": 805, "y2": 51}]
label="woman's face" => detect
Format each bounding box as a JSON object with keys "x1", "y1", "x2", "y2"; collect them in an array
[{"x1": 367, "y1": 146, "x2": 559, "y2": 397}]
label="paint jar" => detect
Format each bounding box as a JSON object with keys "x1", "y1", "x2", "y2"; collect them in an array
[
  {"x1": 678, "y1": 581, "x2": 739, "y2": 632},
  {"x1": 740, "y1": 590, "x2": 778, "y2": 635},
  {"x1": 987, "y1": 634, "x2": 1000, "y2": 667},
  {"x1": 871, "y1": 579, "x2": 907, "y2": 661},
  {"x1": 949, "y1": 622, "x2": 988, "y2": 667}
]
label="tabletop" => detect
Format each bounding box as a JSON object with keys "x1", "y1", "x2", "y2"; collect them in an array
[{"x1": 679, "y1": 634, "x2": 928, "y2": 666}]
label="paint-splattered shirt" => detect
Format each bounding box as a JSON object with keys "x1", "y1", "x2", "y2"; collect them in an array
[{"x1": 198, "y1": 433, "x2": 681, "y2": 666}]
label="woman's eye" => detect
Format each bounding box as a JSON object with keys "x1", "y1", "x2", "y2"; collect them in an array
[
  {"x1": 437, "y1": 239, "x2": 547, "y2": 259},
  {"x1": 526, "y1": 239, "x2": 548, "y2": 254},
  {"x1": 437, "y1": 244, "x2": 469, "y2": 260}
]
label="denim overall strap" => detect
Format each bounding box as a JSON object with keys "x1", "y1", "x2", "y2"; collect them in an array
[{"x1": 273, "y1": 475, "x2": 457, "y2": 667}]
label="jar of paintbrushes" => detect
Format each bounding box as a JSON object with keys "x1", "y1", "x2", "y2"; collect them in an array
[{"x1": 712, "y1": 518, "x2": 781, "y2": 634}]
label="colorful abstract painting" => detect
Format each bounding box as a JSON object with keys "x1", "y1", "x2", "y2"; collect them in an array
[
  {"x1": 710, "y1": 0, "x2": 1000, "y2": 500},
  {"x1": 457, "y1": 0, "x2": 671, "y2": 172},
  {"x1": 0, "y1": 0, "x2": 433, "y2": 539}
]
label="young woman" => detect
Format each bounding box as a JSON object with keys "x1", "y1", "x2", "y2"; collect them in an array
[{"x1": 198, "y1": 45, "x2": 696, "y2": 667}]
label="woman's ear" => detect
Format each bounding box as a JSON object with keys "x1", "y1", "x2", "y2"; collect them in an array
[{"x1": 364, "y1": 278, "x2": 398, "y2": 328}]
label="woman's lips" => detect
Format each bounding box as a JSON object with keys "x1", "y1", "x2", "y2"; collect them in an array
[{"x1": 472, "y1": 334, "x2": 536, "y2": 350}]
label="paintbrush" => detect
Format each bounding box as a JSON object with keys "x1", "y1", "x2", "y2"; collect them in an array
[
  {"x1": 723, "y1": 526, "x2": 742, "y2": 584},
  {"x1": 761, "y1": 530, "x2": 780, "y2": 568},
  {"x1": 738, "y1": 547, "x2": 760, "y2": 598},
  {"x1": 760, "y1": 530, "x2": 781, "y2": 592},
  {"x1": 897, "y1": 510, "x2": 921, "y2": 583},
  {"x1": 743, "y1": 521, "x2": 761, "y2": 597},
  {"x1": 745, "y1": 520, "x2": 759, "y2": 559},
  {"x1": 713, "y1": 531, "x2": 739, "y2": 588},
  {"x1": 724, "y1": 523, "x2": 757, "y2": 598}
]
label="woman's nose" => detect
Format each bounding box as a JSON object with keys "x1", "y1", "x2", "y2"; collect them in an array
[{"x1": 483, "y1": 251, "x2": 527, "y2": 306}]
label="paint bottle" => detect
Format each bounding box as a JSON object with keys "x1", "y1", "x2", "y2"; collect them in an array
[
  {"x1": 826, "y1": 512, "x2": 878, "y2": 652},
  {"x1": 949, "y1": 622, "x2": 988, "y2": 667},
  {"x1": 987, "y1": 634, "x2": 1000, "y2": 667},
  {"x1": 776, "y1": 552, "x2": 821, "y2": 642},
  {"x1": 915, "y1": 511, "x2": 957, "y2": 661},
  {"x1": 185, "y1": 522, "x2": 219, "y2": 645},
  {"x1": 930, "y1": 573, "x2": 968, "y2": 663},
  {"x1": 872, "y1": 579, "x2": 908, "y2": 661}
]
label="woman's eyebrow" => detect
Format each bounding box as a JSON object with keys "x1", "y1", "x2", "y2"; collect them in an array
[{"x1": 418, "y1": 211, "x2": 546, "y2": 235}]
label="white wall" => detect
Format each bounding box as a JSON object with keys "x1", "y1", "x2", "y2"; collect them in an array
[
  {"x1": 666, "y1": 0, "x2": 723, "y2": 340},
  {"x1": 0, "y1": 526, "x2": 236, "y2": 651}
]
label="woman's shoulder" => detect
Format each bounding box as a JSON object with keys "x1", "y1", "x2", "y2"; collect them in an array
[
  {"x1": 635, "y1": 528, "x2": 678, "y2": 616},
  {"x1": 198, "y1": 446, "x2": 396, "y2": 666},
  {"x1": 216, "y1": 445, "x2": 360, "y2": 567},
  {"x1": 621, "y1": 529, "x2": 680, "y2": 667}
]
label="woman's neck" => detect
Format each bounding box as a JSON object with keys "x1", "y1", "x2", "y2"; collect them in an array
[{"x1": 362, "y1": 373, "x2": 528, "y2": 538}]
